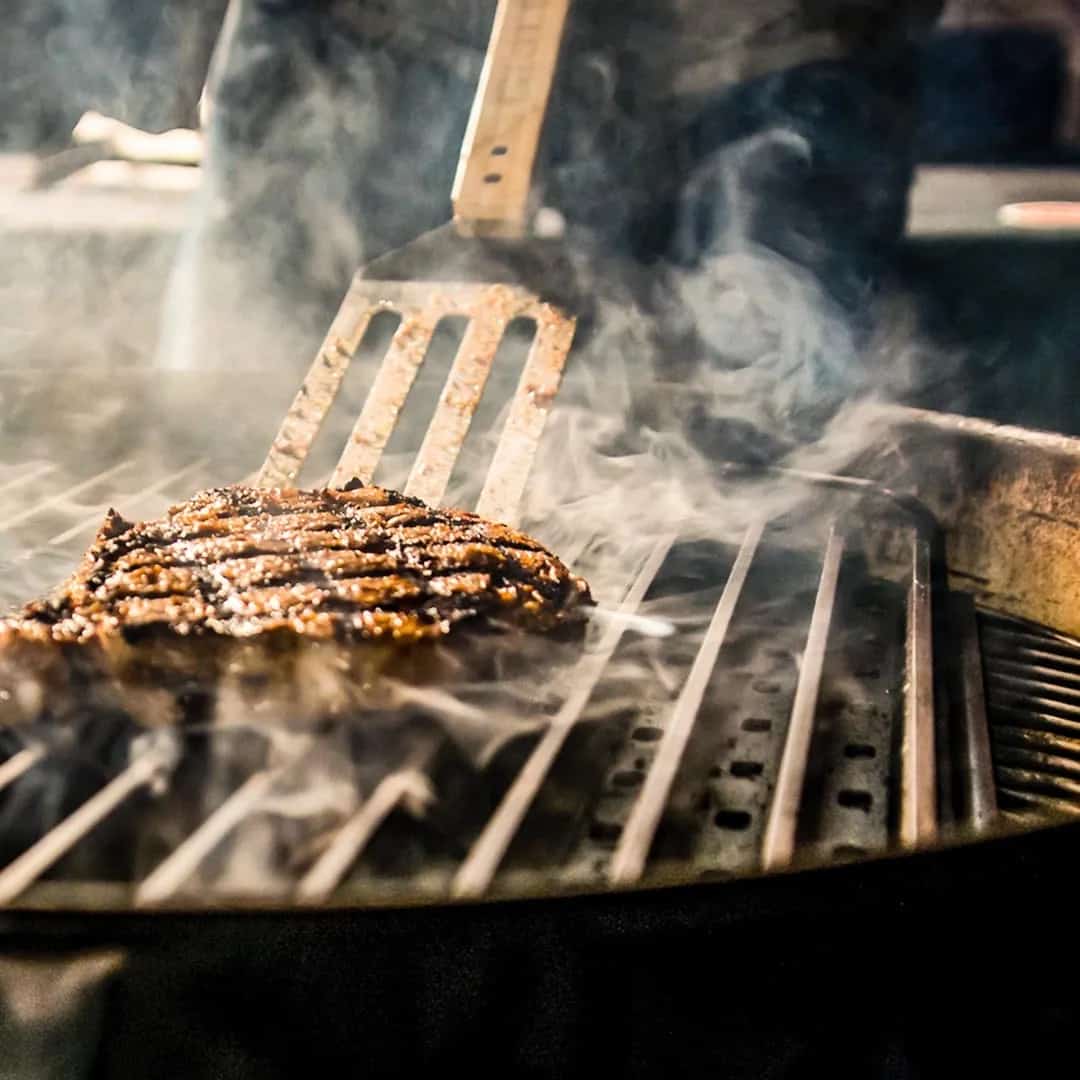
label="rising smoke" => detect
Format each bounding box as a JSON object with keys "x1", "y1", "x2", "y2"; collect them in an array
[{"x1": 0, "y1": 1, "x2": 957, "y2": 898}]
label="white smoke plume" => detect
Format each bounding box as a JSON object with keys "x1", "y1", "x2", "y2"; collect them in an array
[{"x1": 0, "y1": 2, "x2": 960, "y2": 900}]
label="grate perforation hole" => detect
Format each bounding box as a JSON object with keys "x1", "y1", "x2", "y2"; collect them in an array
[
  {"x1": 730, "y1": 761, "x2": 764, "y2": 779},
  {"x1": 837, "y1": 789, "x2": 873, "y2": 812},
  {"x1": 589, "y1": 821, "x2": 623, "y2": 845},
  {"x1": 741, "y1": 717, "x2": 772, "y2": 733},
  {"x1": 714, "y1": 810, "x2": 752, "y2": 831},
  {"x1": 843, "y1": 743, "x2": 877, "y2": 760}
]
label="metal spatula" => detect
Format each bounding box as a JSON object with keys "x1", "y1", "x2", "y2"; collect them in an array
[{"x1": 256, "y1": 0, "x2": 576, "y2": 528}]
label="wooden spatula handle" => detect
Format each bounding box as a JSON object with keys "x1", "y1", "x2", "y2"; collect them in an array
[{"x1": 452, "y1": 0, "x2": 572, "y2": 239}]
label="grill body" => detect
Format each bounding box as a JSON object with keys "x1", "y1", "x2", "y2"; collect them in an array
[
  {"x1": 3, "y1": 377, "x2": 1080, "y2": 1074},
  {"x1": 0, "y1": 436, "x2": 943, "y2": 907},
  {"x1": 4, "y1": 824, "x2": 1080, "y2": 1079}
]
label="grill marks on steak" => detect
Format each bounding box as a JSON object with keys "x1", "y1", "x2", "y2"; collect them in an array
[{"x1": 2, "y1": 484, "x2": 592, "y2": 645}]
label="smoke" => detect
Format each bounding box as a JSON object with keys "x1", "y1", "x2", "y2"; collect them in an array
[
  {"x1": 0, "y1": 2, "x2": 960, "y2": 902},
  {"x1": 0, "y1": 1, "x2": 225, "y2": 401},
  {"x1": 156, "y1": 2, "x2": 493, "y2": 374}
]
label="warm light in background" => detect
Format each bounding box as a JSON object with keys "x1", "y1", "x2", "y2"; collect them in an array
[{"x1": 998, "y1": 200, "x2": 1080, "y2": 230}]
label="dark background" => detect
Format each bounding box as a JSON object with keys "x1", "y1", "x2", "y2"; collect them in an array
[
  {"x1": 4, "y1": 3, "x2": 1080, "y2": 435},
  {"x1": 3, "y1": 6, "x2": 1080, "y2": 1077}
]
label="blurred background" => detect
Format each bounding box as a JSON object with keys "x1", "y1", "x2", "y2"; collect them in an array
[
  {"x1": 2, "y1": 0, "x2": 1080, "y2": 435},
  {"x1": 2, "y1": 11, "x2": 1080, "y2": 1073}
]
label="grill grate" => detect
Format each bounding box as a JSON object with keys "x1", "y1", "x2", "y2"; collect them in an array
[
  {"x1": 978, "y1": 608, "x2": 1080, "y2": 820},
  {"x1": 0, "y1": 459, "x2": 960, "y2": 910},
  {"x1": 0, "y1": 456, "x2": 223, "y2": 613},
  {"x1": 544, "y1": 501, "x2": 933, "y2": 890}
]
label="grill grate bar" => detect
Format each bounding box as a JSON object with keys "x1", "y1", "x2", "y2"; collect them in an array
[
  {"x1": 901, "y1": 536, "x2": 937, "y2": 847},
  {"x1": 0, "y1": 736, "x2": 176, "y2": 906},
  {"x1": 762, "y1": 527, "x2": 845, "y2": 870},
  {"x1": 135, "y1": 762, "x2": 291, "y2": 907},
  {"x1": 0, "y1": 745, "x2": 45, "y2": 795},
  {"x1": 981, "y1": 641, "x2": 1080, "y2": 677},
  {"x1": 989, "y1": 685, "x2": 1080, "y2": 722},
  {"x1": 42, "y1": 458, "x2": 210, "y2": 548},
  {"x1": 952, "y1": 595, "x2": 998, "y2": 831},
  {"x1": 610, "y1": 521, "x2": 765, "y2": 885},
  {"x1": 0, "y1": 463, "x2": 56, "y2": 500},
  {"x1": 452, "y1": 534, "x2": 676, "y2": 899},
  {"x1": 994, "y1": 745, "x2": 1080, "y2": 782},
  {"x1": 996, "y1": 765, "x2": 1080, "y2": 802},
  {"x1": 988, "y1": 670, "x2": 1080, "y2": 706},
  {"x1": 988, "y1": 702, "x2": 1080, "y2": 738},
  {"x1": 0, "y1": 460, "x2": 134, "y2": 534},
  {"x1": 980, "y1": 611, "x2": 1080, "y2": 654},
  {"x1": 297, "y1": 771, "x2": 433, "y2": 902},
  {"x1": 997, "y1": 787, "x2": 1080, "y2": 818},
  {"x1": 992, "y1": 724, "x2": 1080, "y2": 759},
  {"x1": 984, "y1": 624, "x2": 1080, "y2": 654}
]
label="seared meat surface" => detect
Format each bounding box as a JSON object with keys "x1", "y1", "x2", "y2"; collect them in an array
[{"x1": 0, "y1": 483, "x2": 591, "y2": 648}]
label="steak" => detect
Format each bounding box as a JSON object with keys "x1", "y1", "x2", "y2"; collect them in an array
[
  {"x1": 0, "y1": 484, "x2": 591, "y2": 840},
  {"x1": 0, "y1": 482, "x2": 592, "y2": 648}
]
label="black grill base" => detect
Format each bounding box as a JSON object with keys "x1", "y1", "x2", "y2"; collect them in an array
[{"x1": 4, "y1": 820, "x2": 1080, "y2": 1079}]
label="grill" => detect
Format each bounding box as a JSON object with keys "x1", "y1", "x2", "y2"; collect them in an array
[
  {"x1": 2, "y1": 375, "x2": 1080, "y2": 1078},
  {"x1": 6, "y1": 366, "x2": 1075, "y2": 911},
  {"x1": 2, "y1": 387, "x2": 1080, "y2": 911},
  {"x1": 978, "y1": 608, "x2": 1080, "y2": 820},
  {"x1": 0, "y1": 449, "x2": 945, "y2": 908}
]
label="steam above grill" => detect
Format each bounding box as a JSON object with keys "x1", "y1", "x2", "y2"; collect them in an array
[{"x1": 0, "y1": 449, "x2": 947, "y2": 909}]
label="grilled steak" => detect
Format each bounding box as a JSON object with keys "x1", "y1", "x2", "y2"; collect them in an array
[
  {"x1": 1, "y1": 483, "x2": 591, "y2": 648},
  {"x1": 0, "y1": 483, "x2": 592, "y2": 731}
]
